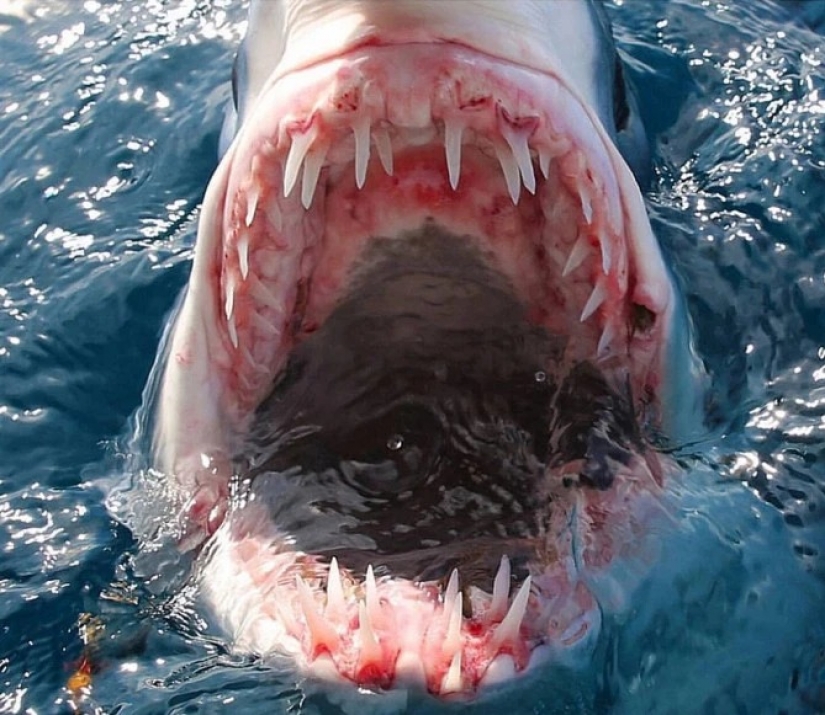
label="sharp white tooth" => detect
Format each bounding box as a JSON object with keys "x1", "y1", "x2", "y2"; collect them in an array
[
  {"x1": 374, "y1": 125, "x2": 393, "y2": 176},
  {"x1": 539, "y1": 148, "x2": 551, "y2": 179},
  {"x1": 237, "y1": 233, "x2": 249, "y2": 280},
  {"x1": 491, "y1": 576, "x2": 531, "y2": 650},
  {"x1": 396, "y1": 651, "x2": 427, "y2": 686},
  {"x1": 444, "y1": 568, "x2": 459, "y2": 609},
  {"x1": 600, "y1": 234, "x2": 613, "y2": 275},
  {"x1": 224, "y1": 275, "x2": 235, "y2": 321},
  {"x1": 597, "y1": 321, "x2": 618, "y2": 360},
  {"x1": 326, "y1": 557, "x2": 346, "y2": 619},
  {"x1": 581, "y1": 189, "x2": 593, "y2": 225},
  {"x1": 227, "y1": 316, "x2": 238, "y2": 348},
  {"x1": 296, "y1": 575, "x2": 339, "y2": 652},
  {"x1": 481, "y1": 654, "x2": 517, "y2": 687},
  {"x1": 502, "y1": 125, "x2": 535, "y2": 194},
  {"x1": 494, "y1": 143, "x2": 521, "y2": 204},
  {"x1": 301, "y1": 142, "x2": 327, "y2": 209},
  {"x1": 444, "y1": 118, "x2": 464, "y2": 190},
  {"x1": 245, "y1": 187, "x2": 258, "y2": 227},
  {"x1": 580, "y1": 280, "x2": 607, "y2": 322},
  {"x1": 441, "y1": 650, "x2": 462, "y2": 694},
  {"x1": 490, "y1": 555, "x2": 511, "y2": 619},
  {"x1": 358, "y1": 600, "x2": 381, "y2": 662},
  {"x1": 365, "y1": 564, "x2": 379, "y2": 615},
  {"x1": 283, "y1": 125, "x2": 317, "y2": 198},
  {"x1": 563, "y1": 235, "x2": 589, "y2": 277},
  {"x1": 308, "y1": 654, "x2": 342, "y2": 682},
  {"x1": 353, "y1": 116, "x2": 371, "y2": 189},
  {"x1": 444, "y1": 593, "x2": 462, "y2": 657}
]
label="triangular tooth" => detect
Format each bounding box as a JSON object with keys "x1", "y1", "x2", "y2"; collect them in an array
[
  {"x1": 494, "y1": 143, "x2": 521, "y2": 204},
  {"x1": 563, "y1": 235, "x2": 589, "y2": 277},
  {"x1": 283, "y1": 125, "x2": 317, "y2": 198},
  {"x1": 224, "y1": 274, "x2": 235, "y2": 321},
  {"x1": 358, "y1": 600, "x2": 382, "y2": 665},
  {"x1": 491, "y1": 576, "x2": 531, "y2": 651},
  {"x1": 308, "y1": 653, "x2": 341, "y2": 682},
  {"x1": 539, "y1": 148, "x2": 551, "y2": 179},
  {"x1": 441, "y1": 650, "x2": 463, "y2": 694},
  {"x1": 301, "y1": 142, "x2": 328, "y2": 209},
  {"x1": 597, "y1": 321, "x2": 618, "y2": 360},
  {"x1": 502, "y1": 124, "x2": 535, "y2": 194},
  {"x1": 227, "y1": 315, "x2": 239, "y2": 348},
  {"x1": 600, "y1": 234, "x2": 613, "y2": 275},
  {"x1": 444, "y1": 118, "x2": 464, "y2": 190},
  {"x1": 490, "y1": 555, "x2": 511, "y2": 620},
  {"x1": 326, "y1": 557, "x2": 346, "y2": 619},
  {"x1": 396, "y1": 651, "x2": 427, "y2": 687},
  {"x1": 443, "y1": 592, "x2": 462, "y2": 657},
  {"x1": 245, "y1": 187, "x2": 258, "y2": 227},
  {"x1": 444, "y1": 568, "x2": 459, "y2": 610},
  {"x1": 481, "y1": 654, "x2": 517, "y2": 687},
  {"x1": 353, "y1": 116, "x2": 371, "y2": 189},
  {"x1": 296, "y1": 575, "x2": 340, "y2": 653},
  {"x1": 237, "y1": 233, "x2": 249, "y2": 280},
  {"x1": 365, "y1": 564, "x2": 379, "y2": 615},
  {"x1": 581, "y1": 188, "x2": 593, "y2": 225},
  {"x1": 580, "y1": 280, "x2": 607, "y2": 322},
  {"x1": 373, "y1": 125, "x2": 394, "y2": 176}
]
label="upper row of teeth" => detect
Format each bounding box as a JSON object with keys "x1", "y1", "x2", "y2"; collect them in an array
[
  {"x1": 225, "y1": 93, "x2": 627, "y2": 367},
  {"x1": 281, "y1": 111, "x2": 563, "y2": 210},
  {"x1": 277, "y1": 107, "x2": 613, "y2": 224}
]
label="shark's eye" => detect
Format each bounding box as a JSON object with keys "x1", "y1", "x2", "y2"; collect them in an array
[{"x1": 338, "y1": 405, "x2": 443, "y2": 495}]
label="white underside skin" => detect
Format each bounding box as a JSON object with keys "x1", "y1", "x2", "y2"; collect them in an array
[{"x1": 145, "y1": 0, "x2": 700, "y2": 699}]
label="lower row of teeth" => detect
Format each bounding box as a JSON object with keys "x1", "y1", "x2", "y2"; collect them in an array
[{"x1": 291, "y1": 554, "x2": 538, "y2": 693}]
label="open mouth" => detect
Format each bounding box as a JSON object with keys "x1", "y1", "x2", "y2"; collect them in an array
[{"x1": 160, "y1": 41, "x2": 671, "y2": 697}]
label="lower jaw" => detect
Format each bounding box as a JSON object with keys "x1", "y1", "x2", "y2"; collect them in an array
[
  {"x1": 199, "y1": 499, "x2": 601, "y2": 697},
  {"x1": 196, "y1": 233, "x2": 641, "y2": 696}
]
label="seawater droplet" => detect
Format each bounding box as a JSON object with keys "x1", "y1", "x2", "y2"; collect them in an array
[
  {"x1": 387, "y1": 434, "x2": 404, "y2": 451},
  {"x1": 534, "y1": 370, "x2": 547, "y2": 383}
]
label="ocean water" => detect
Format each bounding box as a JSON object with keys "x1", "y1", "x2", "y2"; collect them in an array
[{"x1": 0, "y1": 1, "x2": 823, "y2": 713}]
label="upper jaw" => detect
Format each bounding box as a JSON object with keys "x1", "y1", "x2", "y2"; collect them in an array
[
  {"x1": 156, "y1": 39, "x2": 674, "y2": 508},
  {"x1": 241, "y1": 1, "x2": 607, "y2": 121}
]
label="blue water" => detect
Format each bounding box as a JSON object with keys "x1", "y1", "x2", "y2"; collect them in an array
[{"x1": 0, "y1": 1, "x2": 823, "y2": 713}]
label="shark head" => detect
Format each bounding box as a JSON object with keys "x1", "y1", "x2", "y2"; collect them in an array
[{"x1": 146, "y1": 0, "x2": 705, "y2": 698}]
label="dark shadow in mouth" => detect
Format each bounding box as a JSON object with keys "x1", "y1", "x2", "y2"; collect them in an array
[{"x1": 236, "y1": 224, "x2": 642, "y2": 582}]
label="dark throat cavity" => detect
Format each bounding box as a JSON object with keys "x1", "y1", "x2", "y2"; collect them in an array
[{"x1": 236, "y1": 224, "x2": 642, "y2": 583}]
